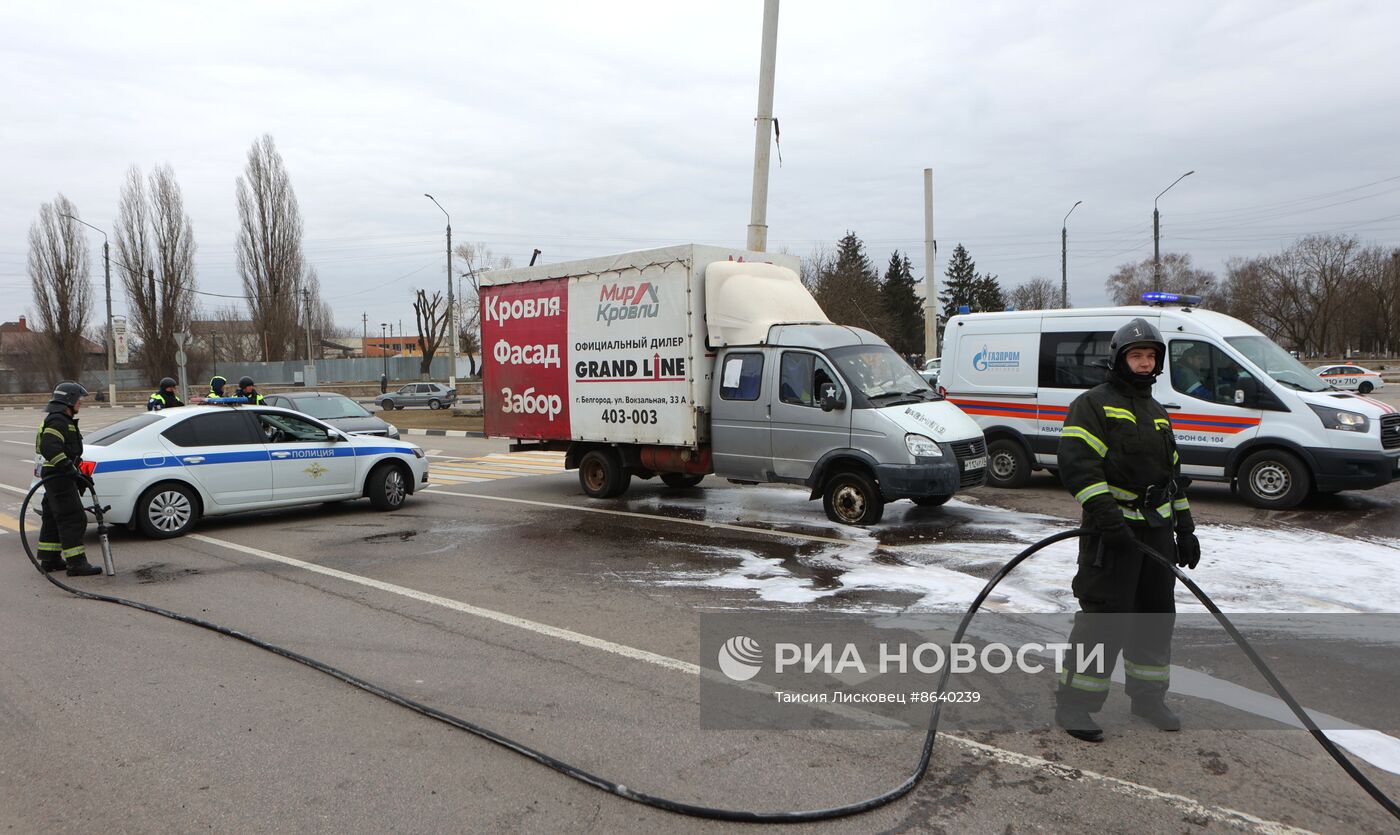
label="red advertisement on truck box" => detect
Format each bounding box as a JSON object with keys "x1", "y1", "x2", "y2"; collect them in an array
[{"x1": 481, "y1": 277, "x2": 570, "y2": 439}]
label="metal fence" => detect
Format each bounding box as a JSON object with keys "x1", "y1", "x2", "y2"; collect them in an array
[{"x1": 0, "y1": 356, "x2": 480, "y2": 394}]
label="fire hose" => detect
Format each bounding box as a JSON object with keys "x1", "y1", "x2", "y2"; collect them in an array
[{"x1": 17, "y1": 472, "x2": 1400, "y2": 823}]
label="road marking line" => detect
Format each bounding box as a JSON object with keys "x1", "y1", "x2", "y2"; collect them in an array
[
  {"x1": 184, "y1": 531, "x2": 1311, "y2": 834},
  {"x1": 421, "y1": 489, "x2": 864, "y2": 548},
  {"x1": 428, "y1": 468, "x2": 514, "y2": 480},
  {"x1": 186, "y1": 533, "x2": 698, "y2": 674},
  {"x1": 0, "y1": 511, "x2": 20, "y2": 531},
  {"x1": 3, "y1": 439, "x2": 34, "y2": 446}
]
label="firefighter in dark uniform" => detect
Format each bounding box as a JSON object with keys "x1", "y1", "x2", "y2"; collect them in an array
[
  {"x1": 147, "y1": 377, "x2": 184, "y2": 411},
  {"x1": 208, "y1": 375, "x2": 228, "y2": 398},
  {"x1": 35, "y1": 382, "x2": 102, "y2": 576},
  {"x1": 236, "y1": 375, "x2": 265, "y2": 405},
  {"x1": 1055, "y1": 318, "x2": 1202, "y2": 741}
]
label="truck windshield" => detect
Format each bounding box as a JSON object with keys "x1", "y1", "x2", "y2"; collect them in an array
[
  {"x1": 1225, "y1": 336, "x2": 1331, "y2": 392},
  {"x1": 827, "y1": 345, "x2": 937, "y2": 404}
]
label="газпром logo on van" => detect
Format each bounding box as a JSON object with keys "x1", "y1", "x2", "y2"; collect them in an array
[{"x1": 972, "y1": 344, "x2": 1021, "y2": 372}]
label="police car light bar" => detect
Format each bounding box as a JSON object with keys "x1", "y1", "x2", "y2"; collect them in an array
[
  {"x1": 205, "y1": 396, "x2": 252, "y2": 405},
  {"x1": 1142, "y1": 292, "x2": 1202, "y2": 306}
]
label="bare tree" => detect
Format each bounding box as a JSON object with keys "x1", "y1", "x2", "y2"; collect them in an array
[
  {"x1": 453, "y1": 242, "x2": 513, "y2": 376},
  {"x1": 116, "y1": 164, "x2": 198, "y2": 382},
  {"x1": 1105, "y1": 253, "x2": 1217, "y2": 306},
  {"x1": 27, "y1": 195, "x2": 93, "y2": 383},
  {"x1": 236, "y1": 134, "x2": 305, "y2": 361},
  {"x1": 413, "y1": 288, "x2": 448, "y2": 377},
  {"x1": 1008, "y1": 276, "x2": 1060, "y2": 311}
]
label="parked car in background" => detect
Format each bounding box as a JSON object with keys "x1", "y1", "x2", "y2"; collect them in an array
[
  {"x1": 263, "y1": 391, "x2": 401, "y2": 439},
  {"x1": 1313, "y1": 364, "x2": 1386, "y2": 395},
  {"x1": 375, "y1": 382, "x2": 458, "y2": 411},
  {"x1": 919, "y1": 357, "x2": 942, "y2": 386}
]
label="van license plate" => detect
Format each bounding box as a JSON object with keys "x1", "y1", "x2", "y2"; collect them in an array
[{"x1": 963, "y1": 456, "x2": 987, "y2": 471}]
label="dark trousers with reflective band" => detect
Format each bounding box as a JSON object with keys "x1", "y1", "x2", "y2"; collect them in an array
[
  {"x1": 38, "y1": 475, "x2": 86, "y2": 561},
  {"x1": 1057, "y1": 520, "x2": 1177, "y2": 711}
]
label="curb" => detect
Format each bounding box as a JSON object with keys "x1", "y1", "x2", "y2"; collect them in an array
[
  {"x1": 0, "y1": 405, "x2": 140, "y2": 411},
  {"x1": 401, "y1": 428, "x2": 485, "y2": 438}
]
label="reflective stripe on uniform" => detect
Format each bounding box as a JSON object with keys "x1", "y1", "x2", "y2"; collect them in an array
[
  {"x1": 1108, "y1": 485, "x2": 1138, "y2": 501},
  {"x1": 1124, "y1": 660, "x2": 1170, "y2": 681},
  {"x1": 43, "y1": 427, "x2": 65, "y2": 441},
  {"x1": 1061, "y1": 426, "x2": 1107, "y2": 457},
  {"x1": 1155, "y1": 502, "x2": 1172, "y2": 519},
  {"x1": 1102, "y1": 406, "x2": 1136, "y2": 424},
  {"x1": 1120, "y1": 507, "x2": 1146, "y2": 521},
  {"x1": 1154, "y1": 418, "x2": 1171, "y2": 430},
  {"x1": 45, "y1": 452, "x2": 68, "y2": 466},
  {"x1": 61, "y1": 546, "x2": 86, "y2": 558},
  {"x1": 1172, "y1": 450, "x2": 1179, "y2": 464},
  {"x1": 1075, "y1": 482, "x2": 1110, "y2": 504},
  {"x1": 1059, "y1": 668, "x2": 1111, "y2": 692},
  {"x1": 37, "y1": 541, "x2": 62, "y2": 552},
  {"x1": 1173, "y1": 498, "x2": 1190, "y2": 511}
]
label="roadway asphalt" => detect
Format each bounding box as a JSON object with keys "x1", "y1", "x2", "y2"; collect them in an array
[{"x1": 2, "y1": 404, "x2": 1398, "y2": 834}]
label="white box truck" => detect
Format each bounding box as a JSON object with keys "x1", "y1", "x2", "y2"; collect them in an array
[
  {"x1": 479, "y1": 244, "x2": 987, "y2": 525},
  {"x1": 938, "y1": 294, "x2": 1400, "y2": 508}
]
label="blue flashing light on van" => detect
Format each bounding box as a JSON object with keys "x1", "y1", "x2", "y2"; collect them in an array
[{"x1": 1142, "y1": 292, "x2": 1203, "y2": 306}]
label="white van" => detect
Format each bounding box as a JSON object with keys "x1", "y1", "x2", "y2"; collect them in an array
[{"x1": 939, "y1": 295, "x2": 1400, "y2": 508}]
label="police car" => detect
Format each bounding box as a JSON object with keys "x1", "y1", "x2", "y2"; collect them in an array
[
  {"x1": 1313, "y1": 364, "x2": 1386, "y2": 394},
  {"x1": 44, "y1": 404, "x2": 429, "y2": 538}
]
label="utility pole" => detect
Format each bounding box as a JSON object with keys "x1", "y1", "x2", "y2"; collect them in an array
[
  {"x1": 61, "y1": 214, "x2": 116, "y2": 404},
  {"x1": 746, "y1": 0, "x2": 780, "y2": 253},
  {"x1": 425, "y1": 194, "x2": 458, "y2": 388},
  {"x1": 1153, "y1": 171, "x2": 1194, "y2": 287},
  {"x1": 303, "y1": 287, "x2": 313, "y2": 361},
  {"x1": 922, "y1": 168, "x2": 937, "y2": 360},
  {"x1": 1061, "y1": 200, "x2": 1082, "y2": 308}
]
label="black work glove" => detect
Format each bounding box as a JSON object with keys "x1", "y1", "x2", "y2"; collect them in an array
[
  {"x1": 1175, "y1": 530, "x2": 1201, "y2": 569},
  {"x1": 1100, "y1": 524, "x2": 1140, "y2": 559}
]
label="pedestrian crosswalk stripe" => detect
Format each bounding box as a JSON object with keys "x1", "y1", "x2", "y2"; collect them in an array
[{"x1": 427, "y1": 451, "x2": 566, "y2": 486}]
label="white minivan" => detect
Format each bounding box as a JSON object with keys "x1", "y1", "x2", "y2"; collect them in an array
[{"x1": 939, "y1": 294, "x2": 1400, "y2": 508}]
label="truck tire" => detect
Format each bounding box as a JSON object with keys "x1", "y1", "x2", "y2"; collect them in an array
[
  {"x1": 986, "y1": 438, "x2": 1031, "y2": 489},
  {"x1": 1359, "y1": 381, "x2": 1374, "y2": 394},
  {"x1": 579, "y1": 449, "x2": 630, "y2": 499},
  {"x1": 368, "y1": 463, "x2": 409, "y2": 510},
  {"x1": 1236, "y1": 449, "x2": 1310, "y2": 509},
  {"x1": 823, "y1": 470, "x2": 884, "y2": 526},
  {"x1": 660, "y1": 473, "x2": 704, "y2": 489},
  {"x1": 911, "y1": 494, "x2": 952, "y2": 507},
  {"x1": 135, "y1": 481, "x2": 201, "y2": 539}
]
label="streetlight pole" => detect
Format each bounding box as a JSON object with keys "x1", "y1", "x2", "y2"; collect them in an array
[
  {"x1": 425, "y1": 194, "x2": 458, "y2": 389},
  {"x1": 61, "y1": 214, "x2": 116, "y2": 405},
  {"x1": 1153, "y1": 170, "x2": 1194, "y2": 287},
  {"x1": 1060, "y1": 200, "x2": 1081, "y2": 308},
  {"x1": 381, "y1": 323, "x2": 388, "y2": 381},
  {"x1": 746, "y1": 0, "x2": 780, "y2": 252}
]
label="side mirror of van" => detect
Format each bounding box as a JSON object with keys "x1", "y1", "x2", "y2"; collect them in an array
[
  {"x1": 1234, "y1": 376, "x2": 1258, "y2": 407},
  {"x1": 819, "y1": 384, "x2": 843, "y2": 412}
]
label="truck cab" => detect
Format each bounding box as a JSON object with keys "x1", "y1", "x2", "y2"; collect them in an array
[{"x1": 710, "y1": 323, "x2": 985, "y2": 524}]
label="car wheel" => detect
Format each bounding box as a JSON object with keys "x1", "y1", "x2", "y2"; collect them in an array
[
  {"x1": 985, "y1": 439, "x2": 1031, "y2": 489},
  {"x1": 822, "y1": 470, "x2": 884, "y2": 526},
  {"x1": 578, "y1": 449, "x2": 630, "y2": 498},
  {"x1": 368, "y1": 463, "x2": 409, "y2": 511},
  {"x1": 135, "y1": 482, "x2": 201, "y2": 539},
  {"x1": 428, "y1": 399, "x2": 441, "y2": 410},
  {"x1": 660, "y1": 472, "x2": 704, "y2": 488},
  {"x1": 381, "y1": 399, "x2": 395, "y2": 411},
  {"x1": 1359, "y1": 381, "x2": 1374, "y2": 394},
  {"x1": 1236, "y1": 449, "x2": 1310, "y2": 509},
  {"x1": 911, "y1": 494, "x2": 952, "y2": 507}
]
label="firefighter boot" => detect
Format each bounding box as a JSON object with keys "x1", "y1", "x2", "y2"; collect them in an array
[
  {"x1": 39, "y1": 554, "x2": 66, "y2": 572},
  {"x1": 1055, "y1": 705, "x2": 1104, "y2": 742},
  {"x1": 1132, "y1": 698, "x2": 1182, "y2": 731},
  {"x1": 65, "y1": 553, "x2": 103, "y2": 577}
]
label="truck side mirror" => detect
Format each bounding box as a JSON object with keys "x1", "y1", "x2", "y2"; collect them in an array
[{"x1": 819, "y1": 384, "x2": 842, "y2": 412}]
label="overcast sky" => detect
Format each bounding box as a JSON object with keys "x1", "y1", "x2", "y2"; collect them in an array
[{"x1": 3, "y1": 0, "x2": 1397, "y2": 337}]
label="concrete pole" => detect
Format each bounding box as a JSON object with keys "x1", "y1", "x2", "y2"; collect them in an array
[
  {"x1": 746, "y1": 0, "x2": 780, "y2": 253},
  {"x1": 922, "y1": 168, "x2": 938, "y2": 360},
  {"x1": 446, "y1": 221, "x2": 457, "y2": 388},
  {"x1": 103, "y1": 240, "x2": 115, "y2": 404}
]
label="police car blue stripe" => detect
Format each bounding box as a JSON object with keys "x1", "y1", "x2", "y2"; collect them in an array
[{"x1": 91, "y1": 445, "x2": 391, "y2": 474}]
